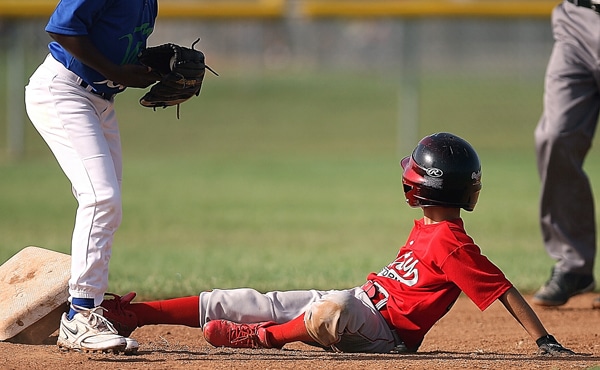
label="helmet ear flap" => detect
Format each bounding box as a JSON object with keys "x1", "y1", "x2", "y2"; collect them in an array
[
  {"x1": 402, "y1": 182, "x2": 420, "y2": 207},
  {"x1": 401, "y1": 155, "x2": 428, "y2": 207}
]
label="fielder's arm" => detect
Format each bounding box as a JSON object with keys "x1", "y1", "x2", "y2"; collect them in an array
[{"x1": 47, "y1": 32, "x2": 157, "y2": 88}]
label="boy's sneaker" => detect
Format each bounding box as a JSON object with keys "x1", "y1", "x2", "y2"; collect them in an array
[
  {"x1": 202, "y1": 320, "x2": 278, "y2": 349},
  {"x1": 57, "y1": 305, "x2": 127, "y2": 353},
  {"x1": 100, "y1": 292, "x2": 139, "y2": 337},
  {"x1": 532, "y1": 267, "x2": 595, "y2": 306}
]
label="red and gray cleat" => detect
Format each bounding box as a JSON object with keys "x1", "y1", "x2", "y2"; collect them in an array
[
  {"x1": 100, "y1": 292, "x2": 139, "y2": 337},
  {"x1": 202, "y1": 320, "x2": 279, "y2": 349}
]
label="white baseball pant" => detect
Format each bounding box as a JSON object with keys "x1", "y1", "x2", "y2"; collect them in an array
[{"x1": 25, "y1": 54, "x2": 122, "y2": 306}]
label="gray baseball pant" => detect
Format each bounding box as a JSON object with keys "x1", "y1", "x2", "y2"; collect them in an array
[
  {"x1": 199, "y1": 287, "x2": 401, "y2": 353},
  {"x1": 534, "y1": 1, "x2": 600, "y2": 275}
]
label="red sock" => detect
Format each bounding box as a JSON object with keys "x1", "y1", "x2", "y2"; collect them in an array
[
  {"x1": 129, "y1": 296, "x2": 200, "y2": 327},
  {"x1": 263, "y1": 313, "x2": 314, "y2": 348}
]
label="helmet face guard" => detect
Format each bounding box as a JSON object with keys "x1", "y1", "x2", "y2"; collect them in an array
[{"x1": 401, "y1": 133, "x2": 482, "y2": 211}]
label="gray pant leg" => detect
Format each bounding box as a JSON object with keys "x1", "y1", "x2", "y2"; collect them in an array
[
  {"x1": 534, "y1": 2, "x2": 600, "y2": 274},
  {"x1": 199, "y1": 287, "x2": 398, "y2": 353},
  {"x1": 325, "y1": 289, "x2": 398, "y2": 353},
  {"x1": 199, "y1": 288, "x2": 327, "y2": 327}
]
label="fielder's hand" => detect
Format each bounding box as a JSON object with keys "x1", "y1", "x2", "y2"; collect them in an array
[{"x1": 536, "y1": 334, "x2": 575, "y2": 356}]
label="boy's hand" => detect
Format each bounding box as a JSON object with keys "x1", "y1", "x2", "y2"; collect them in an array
[{"x1": 536, "y1": 335, "x2": 575, "y2": 356}]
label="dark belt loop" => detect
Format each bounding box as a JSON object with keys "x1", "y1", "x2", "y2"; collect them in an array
[{"x1": 79, "y1": 80, "x2": 115, "y2": 100}]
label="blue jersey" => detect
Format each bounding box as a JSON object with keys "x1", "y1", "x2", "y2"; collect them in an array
[{"x1": 46, "y1": 0, "x2": 157, "y2": 94}]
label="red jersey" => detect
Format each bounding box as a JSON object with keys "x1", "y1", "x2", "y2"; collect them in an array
[{"x1": 366, "y1": 218, "x2": 513, "y2": 351}]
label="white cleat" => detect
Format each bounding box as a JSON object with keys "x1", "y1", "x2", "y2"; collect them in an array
[
  {"x1": 57, "y1": 305, "x2": 127, "y2": 354},
  {"x1": 124, "y1": 337, "x2": 140, "y2": 355}
]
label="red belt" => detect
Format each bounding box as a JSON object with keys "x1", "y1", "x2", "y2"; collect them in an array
[{"x1": 361, "y1": 280, "x2": 389, "y2": 310}]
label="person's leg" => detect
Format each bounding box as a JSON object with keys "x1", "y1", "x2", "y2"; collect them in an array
[
  {"x1": 199, "y1": 288, "x2": 330, "y2": 349},
  {"x1": 67, "y1": 103, "x2": 122, "y2": 311},
  {"x1": 200, "y1": 288, "x2": 326, "y2": 326},
  {"x1": 264, "y1": 313, "x2": 313, "y2": 347},
  {"x1": 25, "y1": 55, "x2": 127, "y2": 352},
  {"x1": 102, "y1": 293, "x2": 201, "y2": 336},
  {"x1": 202, "y1": 288, "x2": 398, "y2": 353},
  {"x1": 102, "y1": 288, "x2": 320, "y2": 334},
  {"x1": 533, "y1": 5, "x2": 599, "y2": 306},
  {"x1": 27, "y1": 63, "x2": 122, "y2": 309},
  {"x1": 103, "y1": 288, "x2": 321, "y2": 348}
]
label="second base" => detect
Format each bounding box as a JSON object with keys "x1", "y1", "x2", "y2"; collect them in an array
[{"x1": 0, "y1": 246, "x2": 71, "y2": 344}]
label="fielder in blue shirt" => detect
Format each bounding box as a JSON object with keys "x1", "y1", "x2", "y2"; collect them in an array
[{"x1": 25, "y1": 0, "x2": 159, "y2": 354}]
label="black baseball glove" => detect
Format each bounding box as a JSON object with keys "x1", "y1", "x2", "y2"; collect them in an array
[
  {"x1": 138, "y1": 39, "x2": 217, "y2": 118},
  {"x1": 536, "y1": 334, "x2": 575, "y2": 356}
]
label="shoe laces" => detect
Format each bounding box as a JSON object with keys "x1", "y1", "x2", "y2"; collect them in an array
[
  {"x1": 71, "y1": 304, "x2": 119, "y2": 334},
  {"x1": 228, "y1": 323, "x2": 262, "y2": 348},
  {"x1": 101, "y1": 293, "x2": 138, "y2": 337},
  {"x1": 103, "y1": 293, "x2": 135, "y2": 318}
]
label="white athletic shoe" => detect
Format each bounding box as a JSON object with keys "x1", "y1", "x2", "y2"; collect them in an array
[
  {"x1": 124, "y1": 337, "x2": 140, "y2": 355},
  {"x1": 57, "y1": 305, "x2": 127, "y2": 353}
]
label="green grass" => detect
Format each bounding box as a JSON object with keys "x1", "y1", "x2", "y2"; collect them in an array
[{"x1": 1, "y1": 70, "x2": 600, "y2": 299}]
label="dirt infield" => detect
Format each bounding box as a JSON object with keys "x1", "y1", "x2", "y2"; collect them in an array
[{"x1": 1, "y1": 293, "x2": 599, "y2": 370}]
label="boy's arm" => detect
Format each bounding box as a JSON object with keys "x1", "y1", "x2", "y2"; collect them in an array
[{"x1": 499, "y1": 287, "x2": 574, "y2": 355}]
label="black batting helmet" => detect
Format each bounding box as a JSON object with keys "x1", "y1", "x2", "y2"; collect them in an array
[{"x1": 401, "y1": 132, "x2": 482, "y2": 211}]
